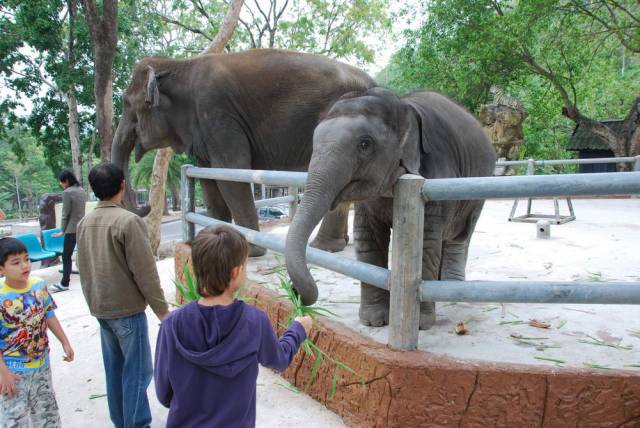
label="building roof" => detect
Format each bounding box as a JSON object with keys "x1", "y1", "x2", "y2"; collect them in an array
[{"x1": 566, "y1": 119, "x2": 623, "y2": 151}]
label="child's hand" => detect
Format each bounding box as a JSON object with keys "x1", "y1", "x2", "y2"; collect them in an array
[
  {"x1": 294, "y1": 316, "x2": 313, "y2": 335},
  {"x1": 62, "y1": 342, "x2": 74, "y2": 362},
  {"x1": 0, "y1": 368, "x2": 20, "y2": 396}
]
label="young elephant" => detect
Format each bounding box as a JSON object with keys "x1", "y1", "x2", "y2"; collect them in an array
[{"x1": 285, "y1": 87, "x2": 496, "y2": 329}]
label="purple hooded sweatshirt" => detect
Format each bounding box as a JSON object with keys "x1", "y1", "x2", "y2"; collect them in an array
[{"x1": 154, "y1": 300, "x2": 306, "y2": 428}]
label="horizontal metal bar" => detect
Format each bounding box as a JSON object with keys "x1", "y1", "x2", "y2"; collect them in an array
[
  {"x1": 186, "y1": 213, "x2": 640, "y2": 305},
  {"x1": 254, "y1": 195, "x2": 295, "y2": 208},
  {"x1": 497, "y1": 157, "x2": 637, "y2": 167},
  {"x1": 422, "y1": 172, "x2": 640, "y2": 200},
  {"x1": 187, "y1": 167, "x2": 307, "y2": 187},
  {"x1": 536, "y1": 157, "x2": 636, "y2": 166},
  {"x1": 185, "y1": 212, "x2": 390, "y2": 288},
  {"x1": 421, "y1": 281, "x2": 640, "y2": 304}
]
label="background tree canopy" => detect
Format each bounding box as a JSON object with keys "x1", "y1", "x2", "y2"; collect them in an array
[
  {"x1": 0, "y1": 0, "x2": 637, "y2": 218},
  {"x1": 384, "y1": 0, "x2": 639, "y2": 163}
]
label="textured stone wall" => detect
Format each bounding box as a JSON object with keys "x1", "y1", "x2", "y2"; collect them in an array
[
  {"x1": 479, "y1": 104, "x2": 528, "y2": 176},
  {"x1": 175, "y1": 243, "x2": 640, "y2": 427}
]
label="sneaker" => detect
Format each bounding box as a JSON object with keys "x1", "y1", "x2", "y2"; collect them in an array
[{"x1": 50, "y1": 283, "x2": 69, "y2": 293}]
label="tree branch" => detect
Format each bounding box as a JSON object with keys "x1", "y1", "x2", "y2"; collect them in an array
[
  {"x1": 202, "y1": 0, "x2": 244, "y2": 54},
  {"x1": 156, "y1": 12, "x2": 213, "y2": 41},
  {"x1": 323, "y1": 1, "x2": 339, "y2": 53},
  {"x1": 238, "y1": 16, "x2": 257, "y2": 48},
  {"x1": 189, "y1": 0, "x2": 217, "y2": 29}
]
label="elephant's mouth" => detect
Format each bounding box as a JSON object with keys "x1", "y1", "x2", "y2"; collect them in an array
[{"x1": 330, "y1": 180, "x2": 370, "y2": 210}]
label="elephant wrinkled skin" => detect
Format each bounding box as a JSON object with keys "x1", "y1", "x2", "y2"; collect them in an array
[
  {"x1": 285, "y1": 88, "x2": 496, "y2": 329},
  {"x1": 111, "y1": 49, "x2": 374, "y2": 256}
]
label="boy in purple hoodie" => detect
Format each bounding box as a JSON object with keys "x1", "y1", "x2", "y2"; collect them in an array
[{"x1": 154, "y1": 225, "x2": 312, "y2": 428}]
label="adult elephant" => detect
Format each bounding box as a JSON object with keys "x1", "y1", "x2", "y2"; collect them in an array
[
  {"x1": 285, "y1": 88, "x2": 496, "y2": 330},
  {"x1": 111, "y1": 49, "x2": 375, "y2": 256}
]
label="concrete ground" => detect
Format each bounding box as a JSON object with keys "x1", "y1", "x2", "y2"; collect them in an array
[{"x1": 33, "y1": 198, "x2": 639, "y2": 426}]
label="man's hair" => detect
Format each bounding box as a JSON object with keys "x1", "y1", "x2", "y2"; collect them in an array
[
  {"x1": 58, "y1": 169, "x2": 80, "y2": 186},
  {"x1": 0, "y1": 238, "x2": 28, "y2": 266},
  {"x1": 89, "y1": 162, "x2": 125, "y2": 200},
  {"x1": 191, "y1": 225, "x2": 249, "y2": 297}
]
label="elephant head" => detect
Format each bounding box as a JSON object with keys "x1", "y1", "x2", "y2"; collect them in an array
[
  {"x1": 112, "y1": 57, "x2": 187, "y2": 216},
  {"x1": 285, "y1": 87, "x2": 425, "y2": 305}
]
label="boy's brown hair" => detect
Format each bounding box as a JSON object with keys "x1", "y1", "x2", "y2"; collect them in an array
[{"x1": 191, "y1": 225, "x2": 249, "y2": 297}]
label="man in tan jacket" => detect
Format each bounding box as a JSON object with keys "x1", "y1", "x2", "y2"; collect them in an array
[{"x1": 77, "y1": 162, "x2": 168, "y2": 428}]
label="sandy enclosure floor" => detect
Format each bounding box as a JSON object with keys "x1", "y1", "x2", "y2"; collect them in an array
[{"x1": 248, "y1": 198, "x2": 640, "y2": 371}]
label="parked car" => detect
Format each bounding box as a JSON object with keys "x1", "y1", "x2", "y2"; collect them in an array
[{"x1": 257, "y1": 206, "x2": 288, "y2": 220}]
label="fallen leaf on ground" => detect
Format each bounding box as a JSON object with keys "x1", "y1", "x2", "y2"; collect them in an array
[
  {"x1": 529, "y1": 319, "x2": 551, "y2": 329},
  {"x1": 455, "y1": 322, "x2": 467, "y2": 335}
]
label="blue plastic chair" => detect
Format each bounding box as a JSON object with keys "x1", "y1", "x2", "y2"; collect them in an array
[
  {"x1": 42, "y1": 228, "x2": 64, "y2": 255},
  {"x1": 14, "y1": 233, "x2": 57, "y2": 262}
]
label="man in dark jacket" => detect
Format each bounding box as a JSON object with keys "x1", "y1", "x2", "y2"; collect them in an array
[
  {"x1": 51, "y1": 169, "x2": 86, "y2": 292},
  {"x1": 154, "y1": 225, "x2": 312, "y2": 428}
]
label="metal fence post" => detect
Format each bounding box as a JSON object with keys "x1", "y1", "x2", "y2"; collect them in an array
[
  {"x1": 288, "y1": 186, "x2": 298, "y2": 219},
  {"x1": 181, "y1": 165, "x2": 195, "y2": 241},
  {"x1": 389, "y1": 174, "x2": 425, "y2": 350},
  {"x1": 526, "y1": 158, "x2": 535, "y2": 175}
]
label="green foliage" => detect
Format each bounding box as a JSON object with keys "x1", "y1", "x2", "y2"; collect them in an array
[
  {"x1": 387, "y1": 0, "x2": 640, "y2": 163},
  {"x1": 0, "y1": 0, "x2": 166, "y2": 177},
  {"x1": 173, "y1": 263, "x2": 201, "y2": 303},
  {"x1": 131, "y1": 151, "x2": 189, "y2": 191},
  {"x1": 274, "y1": 266, "x2": 364, "y2": 398},
  {"x1": 146, "y1": 0, "x2": 391, "y2": 65},
  {"x1": 0, "y1": 125, "x2": 60, "y2": 218}
]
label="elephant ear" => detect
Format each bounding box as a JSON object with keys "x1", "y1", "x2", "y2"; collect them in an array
[
  {"x1": 145, "y1": 66, "x2": 169, "y2": 108},
  {"x1": 398, "y1": 103, "x2": 424, "y2": 175}
]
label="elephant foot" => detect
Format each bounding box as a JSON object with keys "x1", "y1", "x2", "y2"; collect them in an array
[
  {"x1": 419, "y1": 301, "x2": 436, "y2": 330},
  {"x1": 309, "y1": 235, "x2": 348, "y2": 253},
  {"x1": 359, "y1": 302, "x2": 389, "y2": 327},
  {"x1": 249, "y1": 244, "x2": 267, "y2": 257}
]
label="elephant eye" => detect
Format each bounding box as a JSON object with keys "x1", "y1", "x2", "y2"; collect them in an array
[{"x1": 358, "y1": 137, "x2": 373, "y2": 152}]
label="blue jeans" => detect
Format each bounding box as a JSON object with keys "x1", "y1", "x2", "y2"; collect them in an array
[{"x1": 98, "y1": 312, "x2": 153, "y2": 428}]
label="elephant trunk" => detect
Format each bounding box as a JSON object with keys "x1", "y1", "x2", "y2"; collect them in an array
[
  {"x1": 285, "y1": 164, "x2": 351, "y2": 306},
  {"x1": 111, "y1": 121, "x2": 151, "y2": 217}
]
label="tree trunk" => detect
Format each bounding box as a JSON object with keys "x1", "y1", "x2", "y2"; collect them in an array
[
  {"x1": 565, "y1": 97, "x2": 640, "y2": 171},
  {"x1": 65, "y1": 0, "x2": 83, "y2": 184},
  {"x1": 170, "y1": 183, "x2": 180, "y2": 211},
  {"x1": 81, "y1": 0, "x2": 118, "y2": 161},
  {"x1": 67, "y1": 89, "x2": 83, "y2": 184},
  {"x1": 201, "y1": 0, "x2": 245, "y2": 54},
  {"x1": 146, "y1": 147, "x2": 173, "y2": 255},
  {"x1": 86, "y1": 129, "x2": 96, "y2": 192}
]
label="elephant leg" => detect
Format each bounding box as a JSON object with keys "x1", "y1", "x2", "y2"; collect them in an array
[
  {"x1": 200, "y1": 179, "x2": 232, "y2": 223},
  {"x1": 440, "y1": 202, "x2": 483, "y2": 280},
  {"x1": 354, "y1": 204, "x2": 391, "y2": 327},
  {"x1": 215, "y1": 180, "x2": 267, "y2": 257},
  {"x1": 310, "y1": 202, "x2": 350, "y2": 252},
  {"x1": 200, "y1": 125, "x2": 266, "y2": 256},
  {"x1": 419, "y1": 204, "x2": 447, "y2": 330}
]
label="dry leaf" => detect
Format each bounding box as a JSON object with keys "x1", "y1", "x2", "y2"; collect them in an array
[
  {"x1": 455, "y1": 322, "x2": 467, "y2": 335},
  {"x1": 529, "y1": 319, "x2": 551, "y2": 329}
]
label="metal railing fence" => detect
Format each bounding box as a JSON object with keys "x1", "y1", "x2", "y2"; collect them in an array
[{"x1": 181, "y1": 162, "x2": 640, "y2": 350}]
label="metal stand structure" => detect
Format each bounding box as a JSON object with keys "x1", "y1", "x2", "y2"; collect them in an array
[{"x1": 508, "y1": 159, "x2": 576, "y2": 225}]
